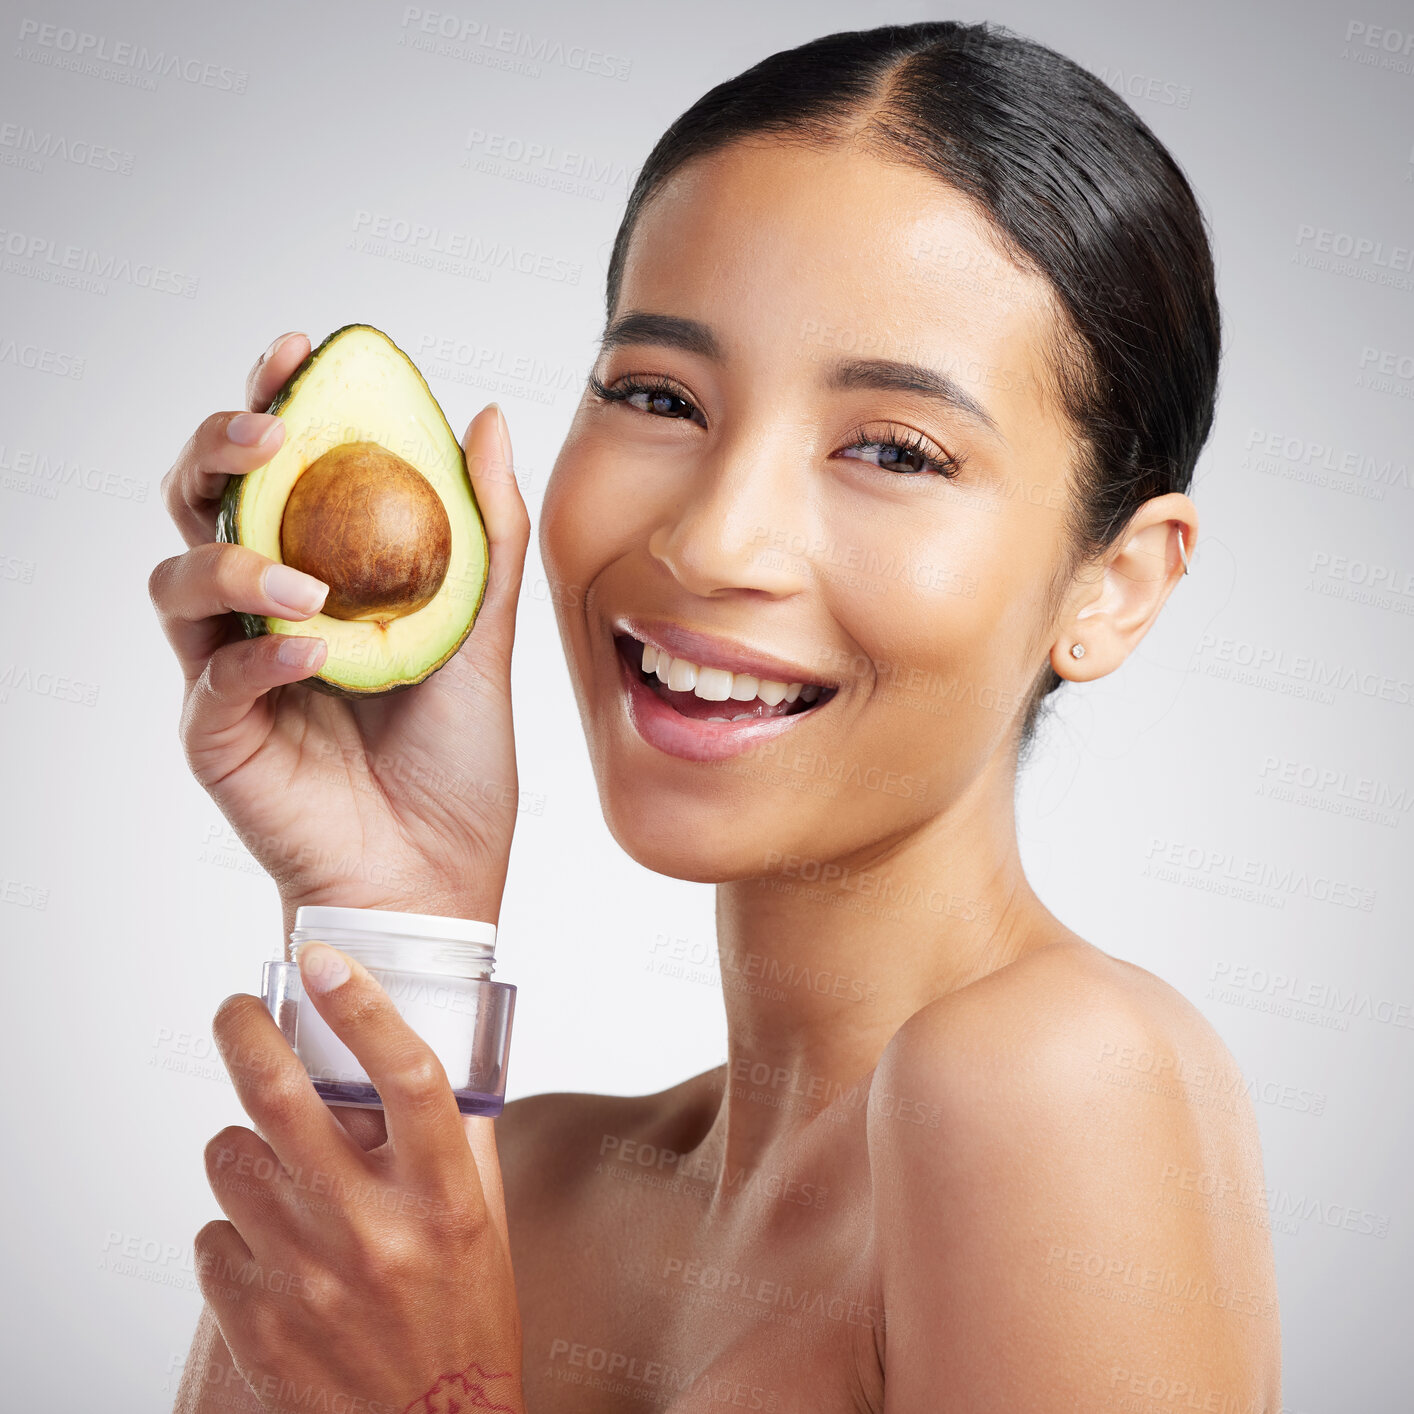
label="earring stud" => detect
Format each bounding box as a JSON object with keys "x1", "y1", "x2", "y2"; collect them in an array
[
  {"x1": 1178, "y1": 527, "x2": 1191, "y2": 576},
  {"x1": 1070, "y1": 643, "x2": 1086, "y2": 659}
]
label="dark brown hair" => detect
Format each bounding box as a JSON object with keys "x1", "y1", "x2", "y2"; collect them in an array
[{"x1": 603, "y1": 20, "x2": 1220, "y2": 757}]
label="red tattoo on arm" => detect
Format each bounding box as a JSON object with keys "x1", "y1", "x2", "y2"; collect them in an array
[{"x1": 403, "y1": 1361, "x2": 519, "y2": 1414}]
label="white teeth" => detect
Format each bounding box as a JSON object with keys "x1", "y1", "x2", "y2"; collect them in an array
[
  {"x1": 694, "y1": 666, "x2": 733, "y2": 701},
  {"x1": 630, "y1": 636, "x2": 826, "y2": 711},
  {"x1": 666, "y1": 657, "x2": 698, "y2": 692}
]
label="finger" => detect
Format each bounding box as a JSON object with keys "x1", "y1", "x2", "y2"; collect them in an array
[
  {"x1": 460, "y1": 402, "x2": 530, "y2": 670},
  {"x1": 246, "y1": 331, "x2": 310, "y2": 414},
  {"x1": 193, "y1": 1217, "x2": 257, "y2": 1320},
  {"x1": 176, "y1": 635, "x2": 327, "y2": 789},
  {"x1": 161, "y1": 409, "x2": 288, "y2": 549},
  {"x1": 149, "y1": 540, "x2": 328, "y2": 681},
  {"x1": 328, "y1": 1105, "x2": 389, "y2": 1152},
  {"x1": 159, "y1": 332, "x2": 307, "y2": 548},
  {"x1": 296, "y1": 943, "x2": 483, "y2": 1189},
  {"x1": 204, "y1": 1124, "x2": 306, "y2": 1261},
  {"x1": 212, "y1": 993, "x2": 366, "y2": 1180}
]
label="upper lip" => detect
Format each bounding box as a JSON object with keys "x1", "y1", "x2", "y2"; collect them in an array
[{"x1": 612, "y1": 616, "x2": 837, "y2": 687}]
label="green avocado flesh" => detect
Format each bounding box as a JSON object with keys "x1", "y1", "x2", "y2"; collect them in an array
[{"x1": 217, "y1": 324, "x2": 489, "y2": 698}]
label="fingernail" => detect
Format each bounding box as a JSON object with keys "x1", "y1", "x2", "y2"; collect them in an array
[
  {"x1": 265, "y1": 563, "x2": 328, "y2": 616},
  {"x1": 277, "y1": 635, "x2": 324, "y2": 670},
  {"x1": 227, "y1": 412, "x2": 282, "y2": 447},
  {"x1": 491, "y1": 402, "x2": 512, "y2": 465},
  {"x1": 261, "y1": 332, "x2": 294, "y2": 365},
  {"x1": 299, "y1": 942, "x2": 350, "y2": 994}
]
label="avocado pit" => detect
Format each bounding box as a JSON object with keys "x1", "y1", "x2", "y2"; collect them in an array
[{"x1": 279, "y1": 440, "x2": 452, "y2": 624}]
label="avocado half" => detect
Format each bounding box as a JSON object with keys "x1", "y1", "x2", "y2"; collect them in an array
[{"x1": 217, "y1": 324, "x2": 489, "y2": 698}]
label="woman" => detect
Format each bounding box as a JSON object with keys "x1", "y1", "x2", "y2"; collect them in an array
[{"x1": 152, "y1": 20, "x2": 1281, "y2": 1413}]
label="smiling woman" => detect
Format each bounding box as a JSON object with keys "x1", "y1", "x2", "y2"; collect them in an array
[{"x1": 153, "y1": 17, "x2": 1280, "y2": 1414}]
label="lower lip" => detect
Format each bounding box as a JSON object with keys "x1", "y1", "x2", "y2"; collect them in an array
[{"x1": 614, "y1": 639, "x2": 827, "y2": 763}]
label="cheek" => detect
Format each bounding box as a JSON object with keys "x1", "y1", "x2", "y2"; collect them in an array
[
  {"x1": 825, "y1": 531, "x2": 987, "y2": 682},
  {"x1": 824, "y1": 535, "x2": 1032, "y2": 767},
  {"x1": 544, "y1": 429, "x2": 684, "y2": 612},
  {"x1": 538, "y1": 431, "x2": 608, "y2": 596}
]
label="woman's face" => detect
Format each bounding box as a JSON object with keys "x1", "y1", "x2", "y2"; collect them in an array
[{"x1": 539, "y1": 138, "x2": 1080, "y2": 881}]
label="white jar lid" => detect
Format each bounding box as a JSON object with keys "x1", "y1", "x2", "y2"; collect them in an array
[{"x1": 293, "y1": 905, "x2": 497, "y2": 950}]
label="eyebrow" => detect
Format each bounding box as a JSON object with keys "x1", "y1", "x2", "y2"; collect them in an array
[{"x1": 597, "y1": 309, "x2": 1002, "y2": 438}]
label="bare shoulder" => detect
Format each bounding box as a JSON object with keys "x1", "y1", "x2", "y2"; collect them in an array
[
  {"x1": 874, "y1": 935, "x2": 1251, "y2": 1124},
  {"x1": 868, "y1": 938, "x2": 1282, "y2": 1411}
]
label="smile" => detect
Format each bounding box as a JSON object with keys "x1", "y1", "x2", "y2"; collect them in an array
[{"x1": 611, "y1": 624, "x2": 838, "y2": 763}]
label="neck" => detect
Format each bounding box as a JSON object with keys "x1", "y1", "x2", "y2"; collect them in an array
[{"x1": 694, "y1": 752, "x2": 1065, "y2": 1185}]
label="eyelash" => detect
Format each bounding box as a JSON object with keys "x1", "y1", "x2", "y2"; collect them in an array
[{"x1": 587, "y1": 371, "x2": 967, "y2": 480}]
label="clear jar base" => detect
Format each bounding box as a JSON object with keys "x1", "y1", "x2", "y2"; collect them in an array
[
  {"x1": 261, "y1": 957, "x2": 515, "y2": 1119},
  {"x1": 312, "y1": 1078, "x2": 506, "y2": 1118}
]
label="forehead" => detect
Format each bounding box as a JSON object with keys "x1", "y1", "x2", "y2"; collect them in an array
[{"x1": 616, "y1": 138, "x2": 1059, "y2": 411}]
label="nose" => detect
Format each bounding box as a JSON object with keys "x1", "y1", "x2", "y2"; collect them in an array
[{"x1": 647, "y1": 425, "x2": 815, "y2": 599}]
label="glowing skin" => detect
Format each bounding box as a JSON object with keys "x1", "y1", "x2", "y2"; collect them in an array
[
  {"x1": 514, "y1": 138, "x2": 1279, "y2": 1410},
  {"x1": 541, "y1": 141, "x2": 1192, "y2": 891},
  {"x1": 159, "y1": 139, "x2": 1279, "y2": 1411}
]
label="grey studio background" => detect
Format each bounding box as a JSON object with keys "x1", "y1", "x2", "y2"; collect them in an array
[{"x1": 1, "y1": 0, "x2": 1410, "y2": 1407}]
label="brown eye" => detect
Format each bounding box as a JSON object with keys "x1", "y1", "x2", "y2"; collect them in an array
[
  {"x1": 627, "y1": 386, "x2": 696, "y2": 418},
  {"x1": 839, "y1": 426, "x2": 965, "y2": 480},
  {"x1": 850, "y1": 441, "x2": 934, "y2": 474},
  {"x1": 588, "y1": 372, "x2": 706, "y2": 426}
]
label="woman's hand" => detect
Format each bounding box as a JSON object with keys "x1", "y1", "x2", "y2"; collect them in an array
[
  {"x1": 148, "y1": 333, "x2": 531, "y2": 928},
  {"x1": 198, "y1": 942, "x2": 524, "y2": 1414}
]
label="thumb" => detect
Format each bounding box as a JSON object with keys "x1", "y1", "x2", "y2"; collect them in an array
[{"x1": 460, "y1": 402, "x2": 530, "y2": 673}]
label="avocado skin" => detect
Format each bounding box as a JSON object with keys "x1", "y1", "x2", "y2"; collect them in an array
[{"x1": 215, "y1": 323, "x2": 488, "y2": 700}]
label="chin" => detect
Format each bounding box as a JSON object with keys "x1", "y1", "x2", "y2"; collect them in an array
[
  {"x1": 591, "y1": 747, "x2": 916, "y2": 884},
  {"x1": 592, "y1": 761, "x2": 791, "y2": 882}
]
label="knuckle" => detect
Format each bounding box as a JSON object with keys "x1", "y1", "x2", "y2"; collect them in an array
[
  {"x1": 211, "y1": 991, "x2": 260, "y2": 1043},
  {"x1": 199, "y1": 409, "x2": 233, "y2": 440},
  {"x1": 192, "y1": 1216, "x2": 230, "y2": 1283},
  {"x1": 371, "y1": 1224, "x2": 426, "y2": 1283},
  {"x1": 390, "y1": 1051, "x2": 449, "y2": 1107},
  {"x1": 398, "y1": 1057, "x2": 446, "y2": 1097},
  {"x1": 204, "y1": 1124, "x2": 252, "y2": 1177},
  {"x1": 202, "y1": 637, "x2": 256, "y2": 702},
  {"x1": 202, "y1": 540, "x2": 247, "y2": 601},
  {"x1": 435, "y1": 1191, "x2": 489, "y2": 1246},
  {"x1": 211, "y1": 995, "x2": 276, "y2": 1083},
  {"x1": 147, "y1": 554, "x2": 177, "y2": 608},
  {"x1": 193, "y1": 1220, "x2": 237, "y2": 1292},
  {"x1": 196, "y1": 647, "x2": 232, "y2": 704},
  {"x1": 291, "y1": 1260, "x2": 341, "y2": 1314},
  {"x1": 256, "y1": 1066, "x2": 310, "y2": 1125},
  {"x1": 159, "y1": 464, "x2": 180, "y2": 518},
  {"x1": 162, "y1": 430, "x2": 198, "y2": 501},
  {"x1": 193, "y1": 1217, "x2": 227, "y2": 1255}
]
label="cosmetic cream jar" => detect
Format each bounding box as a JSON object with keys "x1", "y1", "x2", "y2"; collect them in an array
[{"x1": 261, "y1": 905, "x2": 516, "y2": 1117}]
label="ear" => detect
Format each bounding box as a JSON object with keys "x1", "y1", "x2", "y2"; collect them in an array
[{"x1": 1049, "y1": 492, "x2": 1196, "y2": 682}]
